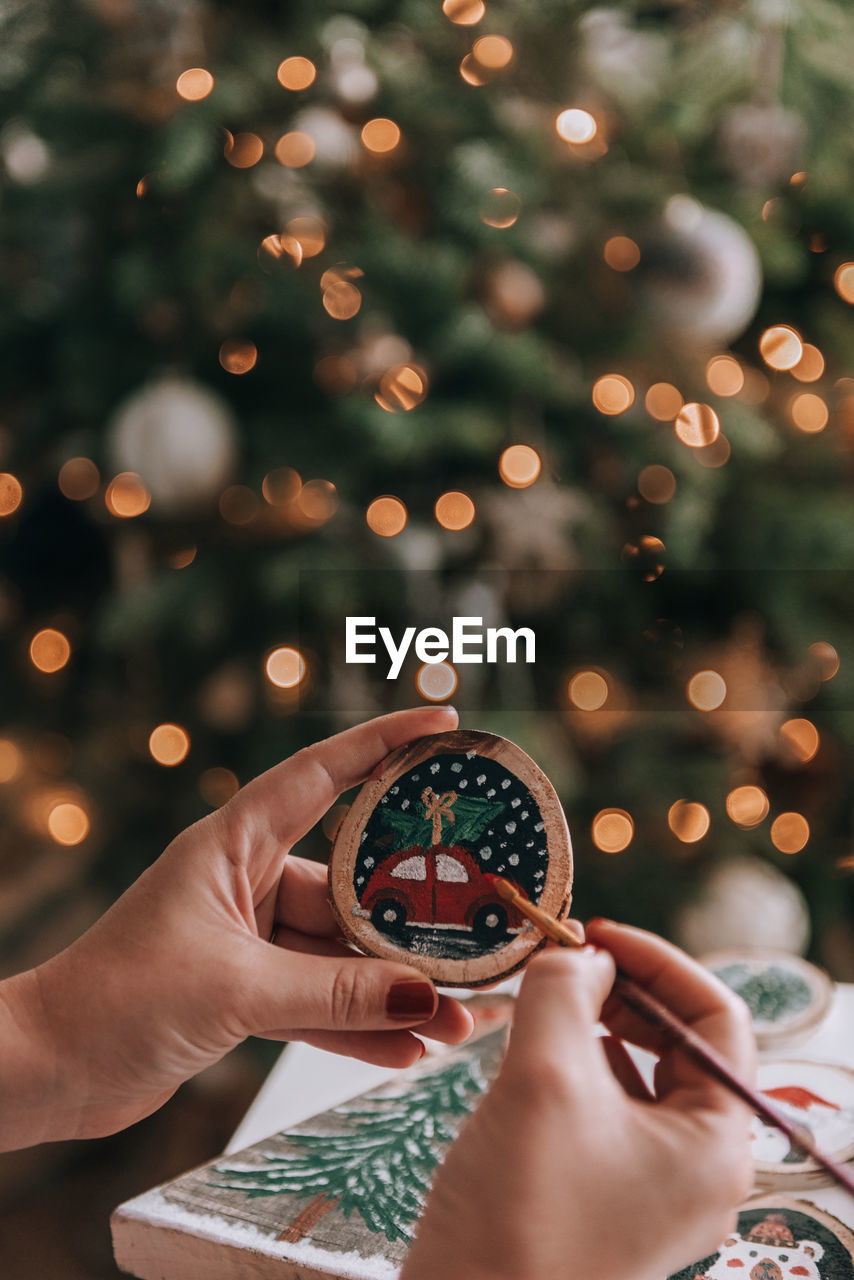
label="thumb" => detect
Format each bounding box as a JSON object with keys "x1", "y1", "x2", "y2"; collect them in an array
[
  {"x1": 502, "y1": 945, "x2": 616, "y2": 1083},
  {"x1": 239, "y1": 943, "x2": 440, "y2": 1035}
]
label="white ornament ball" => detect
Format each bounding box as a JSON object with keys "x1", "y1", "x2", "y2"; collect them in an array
[
  {"x1": 672, "y1": 856, "x2": 810, "y2": 958},
  {"x1": 637, "y1": 196, "x2": 762, "y2": 346},
  {"x1": 109, "y1": 374, "x2": 237, "y2": 514}
]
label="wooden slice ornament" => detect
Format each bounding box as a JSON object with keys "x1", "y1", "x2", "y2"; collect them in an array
[
  {"x1": 701, "y1": 948, "x2": 834, "y2": 1050},
  {"x1": 668, "y1": 1195, "x2": 854, "y2": 1280},
  {"x1": 328, "y1": 729, "x2": 573, "y2": 987},
  {"x1": 752, "y1": 1061, "x2": 854, "y2": 1190}
]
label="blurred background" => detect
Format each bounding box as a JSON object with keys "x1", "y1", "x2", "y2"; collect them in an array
[{"x1": 2, "y1": 0, "x2": 854, "y2": 1271}]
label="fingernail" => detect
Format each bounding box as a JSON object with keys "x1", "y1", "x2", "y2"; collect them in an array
[
  {"x1": 417, "y1": 1040, "x2": 427, "y2": 1059},
  {"x1": 369, "y1": 757, "x2": 390, "y2": 781},
  {"x1": 386, "y1": 981, "x2": 436, "y2": 1021},
  {"x1": 587, "y1": 917, "x2": 615, "y2": 928}
]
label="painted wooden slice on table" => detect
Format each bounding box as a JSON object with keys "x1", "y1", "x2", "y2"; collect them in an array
[
  {"x1": 668, "y1": 1195, "x2": 854, "y2": 1280},
  {"x1": 752, "y1": 1061, "x2": 854, "y2": 1190},
  {"x1": 328, "y1": 729, "x2": 573, "y2": 987},
  {"x1": 701, "y1": 949, "x2": 834, "y2": 1050}
]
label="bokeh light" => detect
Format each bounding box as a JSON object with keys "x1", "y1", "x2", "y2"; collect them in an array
[
  {"x1": 759, "y1": 325, "x2": 803, "y2": 371},
  {"x1": 808, "y1": 641, "x2": 839, "y2": 680},
  {"x1": 459, "y1": 54, "x2": 487, "y2": 86},
  {"x1": 219, "y1": 339, "x2": 258, "y2": 374},
  {"x1": 149, "y1": 723, "x2": 190, "y2": 766},
  {"x1": 277, "y1": 56, "x2": 316, "y2": 90},
  {"x1": 296, "y1": 479, "x2": 339, "y2": 525},
  {"x1": 275, "y1": 131, "x2": 316, "y2": 167},
  {"x1": 687, "y1": 670, "x2": 726, "y2": 710},
  {"x1": 30, "y1": 628, "x2": 71, "y2": 673},
  {"x1": 176, "y1": 68, "x2": 214, "y2": 101},
  {"x1": 592, "y1": 808, "x2": 634, "y2": 853},
  {"x1": 262, "y1": 467, "x2": 301, "y2": 507},
  {"x1": 58, "y1": 457, "x2": 99, "y2": 501},
  {"x1": 361, "y1": 118, "x2": 401, "y2": 154},
  {"x1": 675, "y1": 402, "x2": 720, "y2": 448},
  {"x1": 726, "y1": 785, "x2": 770, "y2": 828},
  {"x1": 434, "y1": 490, "x2": 475, "y2": 530},
  {"x1": 592, "y1": 374, "x2": 634, "y2": 415},
  {"x1": 791, "y1": 392, "x2": 828, "y2": 433},
  {"x1": 105, "y1": 472, "x2": 151, "y2": 518},
  {"x1": 668, "y1": 800, "x2": 710, "y2": 843},
  {"x1": 472, "y1": 34, "x2": 514, "y2": 69},
  {"x1": 0, "y1": 740, "x2": 22, "y2": 782},
  {"x1": 499, "y1": 444, "x2": 541, "y2": 488},
  {"x1": 416, "y1": 661, "x2": 459, "y2": 701},
  {"x1": 480, "y1": 187, "x2": 521, "y2": 229},
  {"x1": 693, "y1": 434, "x2": 731, "y2": 469},
  {"x1": 443, "y1": 0, "x2": 485, "y2": 22},
  {"x1": 645, "y1": 383, "x2": 683, "y2": 421},
  {"x1": 375, "y1": 364, "x2": 428, "y2": 412},
  {"x1": 792, "y1": 344, "x2": 825, "y2": 382},
  {"x1": 0, "y1": 472, "x2": 23, "y2": 516},
  {"x1": 313, "y1": 354, "x2": 358, "y2": 396},
  {"x1": 366, "y1": 496, "x2": 408, "y2": 537},
  {"x1": 603, "y1": 236, "x2": 640, "y2": 271},
  {"x1": 199, "y1": 767, "x2": 240, "y2": 808},
  {"x1": 265, "y1": 646, "x2": 306, "y2": 688},
  {"x1": 556, "y1": 108, "x2": 597, "y2": 143},
  {"x1": 779, "y1": 717, "x2": 820, "y2": 763},
  {"x1": 322, "y1": 281, "x2": 362, "y2": 320},
  {"x1": 568, "y1": 670, "x2": 608, "y2": 710},
  {"x1": 637, "y1": 464, "x2": 676, "y2": 505},
  {"x1": 258, "y1": 233, "x2": 302, "y2": 273},
  {"x1": 705, "y1": 356, "x2": 744, "y2": 397},
  {"x1": 834, "y1": 263, "x2": 854, "y2": 304},
  {"x1": 219, "y1": 485, "x2": 259, "y2": 525},
  {"x1": 169, "y1": 546, "x2": 196, "y2": 569},
  {"x1": 287, "y1": 216, "x2": 326, "y2": 257},
  {"x1": 48, "y1": 801, "x2": 90, "y2": 846},
  {"x1": 770, "y1": 812, "x2": 809, "y2": 854},
  {"x1": 224, "y1": 132, "x2": 264, "y2": 168},
  {"x1": 622, "y1": 534, "x2": 665, "y2": 582}
]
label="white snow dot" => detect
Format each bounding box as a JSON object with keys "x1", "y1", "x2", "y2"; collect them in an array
[
  {"x1": 401, "y1": 799, "x2": 410, "y2": 809},
  {"x1": 486, "y1": 789, "x2": 496, "y2": 798},
  {"x1": 496, "y1": 865, "x2": 505, "y2": 873},
  {"x1": 411, "y1": 774, "x2": 420, "y2": 781},
  {"x1": 534, "y1": 869, "x2": 545, "y2": 879},
  {"x1": 466, "y1": 750, "x2": 476, "y2": 759},
  {"x1": 505, "y1": 821, "x2": 516, "y2": 834},
  {"x1": 501, "y1": 779, "x2": 511, "y2": 790},
  {"x1": 430, "y1": 763, "x2": 440, "y2": 774},
  {"x1": 521, "y1": 811, "x2": 529, "y2": 820},
  {"x1": 476, "y1": 774, "x2": 486, "y2": 786},
  {"x1": 356, "y1": 876, "x2": 364, "y2": 886},
  {"x1": 390, "y1": 785, "x2": 399, "y2": 795},
  {"x1": 511, "y1": 797, "x2": 521, "y2": 808},
  {"x1": 361, "y1": 833, "x2": 368, "y2": 843},
  {"x1": 534, "y1": 821, "x2": 544, "y2": 832},
  {"x1": 458, "y1": 779, "x2": 468, "y2": 788},
  {"x1": 364, "y1": 857, "x2": 375, "y2": 868},
  {"x1": 480, "y1": 847, "x2": 492, "y2": 860},
  {"x1": 526, "y1": 840, "x2": 534, "y2": 848},
  {"x1": 380, "y1": 796, "x2": 388, "y2": 805},
  {"x1": 499, "y1": 841, "x2": 507, "y2": 849},
  {"x1": 450, "y1": 762, "x2": 463, "y2": 773},
  {"x1": 537, "y1": 848, "x2": 546, "y2": 857},
  {"x1": 508, "y1": 854, "x2": 519, "y2": 866}
]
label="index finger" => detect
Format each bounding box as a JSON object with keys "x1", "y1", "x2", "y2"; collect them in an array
[{"x1": 586, "y1": 919, "x2": 756, "y2": 1108}]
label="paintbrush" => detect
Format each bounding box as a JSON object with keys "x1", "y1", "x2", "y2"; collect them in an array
[{"x1": 490, "y1": 875, "x2": 854, "y2": 1202}]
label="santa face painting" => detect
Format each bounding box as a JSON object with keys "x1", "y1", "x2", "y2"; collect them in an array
[{"x1": 751, "y1": 1065, "x2": 854, "y2": 1170}]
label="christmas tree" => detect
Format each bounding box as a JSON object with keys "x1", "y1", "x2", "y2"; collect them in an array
[
  {"x1": 211, "y1": 1052, "x2": 488, "y2": 1244},
  {"x1": 1, "y1": 0, "x2": 854, "y2": 985}
]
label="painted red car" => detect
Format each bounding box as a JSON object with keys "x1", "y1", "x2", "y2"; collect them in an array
[{"x1": 361, "y1": 844, "x2": 527, "y2": 937}]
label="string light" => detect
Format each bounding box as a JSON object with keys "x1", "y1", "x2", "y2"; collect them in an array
[
  {"x1": 287, "y1": 216, "x2": 326, "y2": 257},
  {"x1": 792, "y1": 344, "x2": 825, "y2": 383},
  {"x1": 0, "y1": 740, "x2": 22, "y2": 782},
  {"x1": 48, "y1": 801, "x2": 90, "y2": 846},
  {"x1": 275, "y1": 131, "x2": 316, "y2": 167},
  {"x1": 219, "y1": 339, "x2": 258, "y2": 374},
  {"x1": 105, "y1": 472, "x2": 150, "y2": 518},
  {"x1": 555, "y1": 108, "x2": 597, "y2": 143},
  {"x1": 322, "y1": 280, "x2": 362, "y2": 320},
  {"x1": 168, "y1": 546, "x2": 196, "y2": 569},
  {"x1": 219, "y1": 485, "x2": 259, "y2": 525},
  {"x1": 791, "y1": 392, "x2": 828, "y2": 433},
  {"x1": 770, "y1": 812, "x2": 809, "y2": 854},
  {"x1": 0, "y1": 472, "x2": 22, "y2": 517},
  {"x1": 759, "y1": 325, "x2": 803, "y2": 371},
  {"x1": 603, "y1": 236, "x2": 640, "y2": 271},
  {"x1": 360, "y1": 118, "x2": 401, "y2": 154},
  {"x1": 592, "y1": 374, "x2": 634, "y2": 414},
  {"x1": 592, "y1": 808, "x2": 633, "y2": 853},
  {"x1": 416, "y1": 661, "x2": 458, "y2": 701},
  {"x1": 434, "y1": 491, "x2": 475, "y2": 530},
  {"x1": 568, "y1": 670, "x2": 608, "y2": 710},
  {"x1": 834, "y1": 263, "x2": 854, "y2": 304},
  {"x1": 442, "y1": 0, "x2": 485, "y2": 23},
  {"x1": 726, "y1": 785, "x2": 769, "y2": 828},
  {"x1": 667, "y1": 800, "x2": 710, "y2": 843},
  {"x1": 366, "y1": 496, "x2": 408, "y2": 537},
  {"x1": 472, "y1": 34, "x2": 513, "y2": 69},
  {"x1": 705, "y1": 356, "x2": 744, "y2": 397},
  {"x1": 808, "y1": 641, "x2": 839, "y2": 680},
  {"x1": 637, "y1": 465, "x2": 676, "y2": 505},
  {"x1": 58, "y1": 457, "x2": 99, "y2": 501},
  {"x1": 375, "y1": 364, "x2": 428, "y2": 412},
  {"x1": 645, "y1": 383, "x2": 683, "y2": 421},
  {"x1": 29, "y1": 628, "x2": 71, "y2": 673},
  {"x1": 498, "y1": 445, "x2": 541, "y2": 488},
  {"x1": 199, "y1": 767, "x2": 240, "y2": 808},
  {"x1": 224, "y1": 133, "x2": 264, "y2": 168},
  {"x1": 176, "y1": 68, "x2": 214, "y2": 101},
  {"x1": 262, "y1": 467, "x2": 301, "y2": 507},
  {"x1": 693, "y1": 435, "x2": 731, "y2": 469},
  {"x1": 257, "y1": 234, "x2": 302, "y2": 273},
  {"x1": 296, "y1": 479, "x2": 338, "y2": 525},
  {"x1": 779, "y1": 718, "x2": 820, "y2": 763},
  {"x1": 266, "y1": 646, "x2": 306, "y2": 688},
  {"x1": 480, "y1": 187, "x2": 521, "y2": 229},
  {"x1": 675, "y1": 402, "x2": 720, "y2": 448},
  {"x1": 277, "y1": 56, "x2": 316, "y2": 90},
  {"x1": 149, "y1": 723, "x2": 190, "y2": 766},
  {"x1": 459, "y1": 54, "x2": 487, "y2": 86},
  {"x1": 687, "y1": 670, "x2": 726, "y2": 711}
]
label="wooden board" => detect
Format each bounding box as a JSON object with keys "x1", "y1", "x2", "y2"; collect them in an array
[
  {"x1": 701, "y1": 948, "x2": 834, "y2": 1050},
  {"x1": 328, "y1": 729, "x2": 573, "y2": 987},
  {"x1": 112, "y1": 1028, "x2": 508, "y2": 1280},
  {"x1": 753, "y1": 1061, "x2": 854, "y2": 1190},
  {"x1": 669, "y1": 1194, "x2": 854, "y2": 1279}
]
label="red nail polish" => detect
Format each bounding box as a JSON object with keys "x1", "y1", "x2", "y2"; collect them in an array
[
  {"x1": 417, "y1": 1040, "x2": 427, "y2": 1059},
  {"x1": 386, "y1": 981, "x2": 436, "y2": 1021}
]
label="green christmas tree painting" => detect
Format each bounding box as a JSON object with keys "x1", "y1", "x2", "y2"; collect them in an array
[{"x1": 210, "y1": 1054, "x2": 489, "y2": 1245}]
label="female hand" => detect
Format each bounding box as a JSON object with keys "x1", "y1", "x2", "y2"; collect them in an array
[
  {"x1": 402, "y1": 921, "x2": 756, "y2": 1280},
  {"x1": 0, "y1": 705, "x2": 474, "y2": 1150}
]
